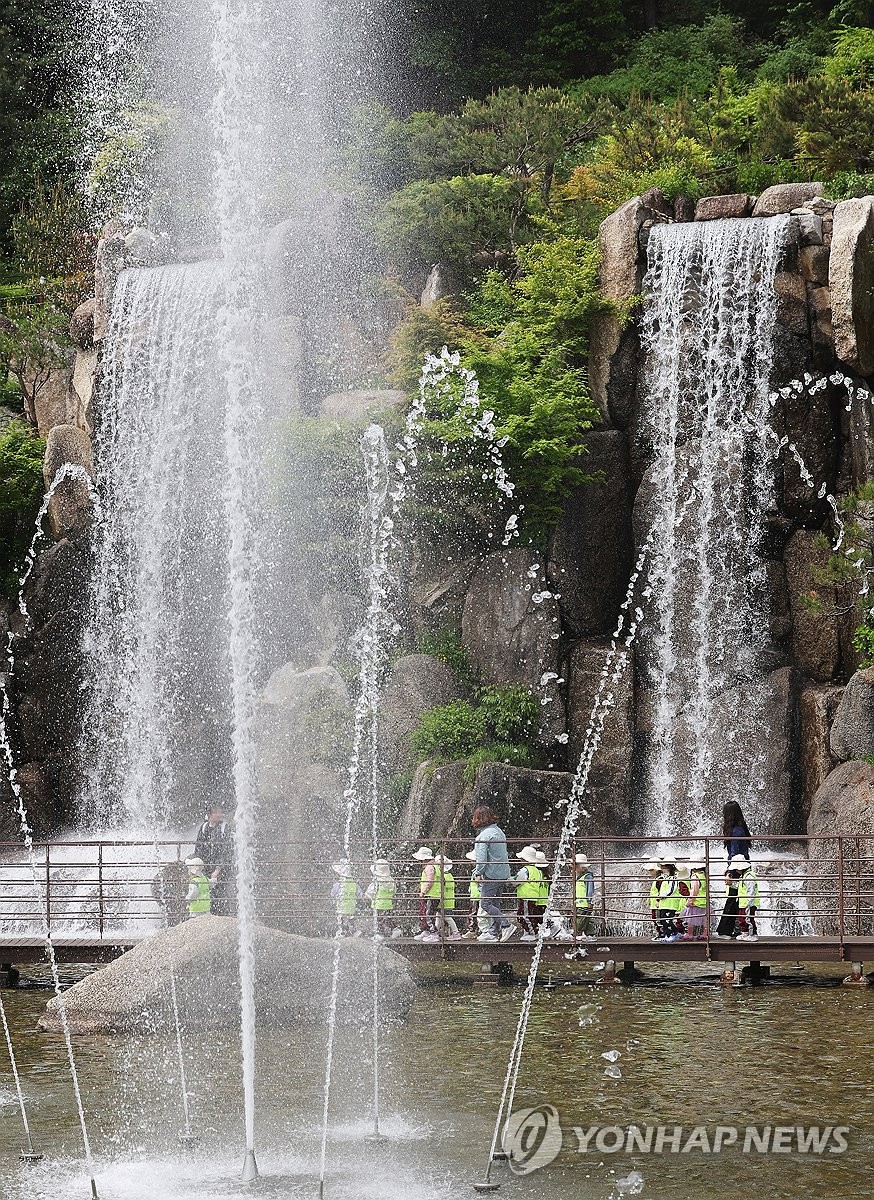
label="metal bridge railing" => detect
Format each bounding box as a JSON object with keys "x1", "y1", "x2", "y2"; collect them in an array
[{"x1": 0, "y1": 835, "x2": 869, "y2": 943}]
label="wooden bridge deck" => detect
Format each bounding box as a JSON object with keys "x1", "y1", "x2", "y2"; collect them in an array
[{"x1": 2, "y1": 933, "x2": 874, "y2": 970}]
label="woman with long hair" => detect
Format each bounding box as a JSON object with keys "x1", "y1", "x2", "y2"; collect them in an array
[{"x1": 717, "y1": 801, "x2": 753, "y2": 937}]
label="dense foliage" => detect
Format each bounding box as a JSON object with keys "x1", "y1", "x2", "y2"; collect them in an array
[{"x1": 410, "y1": 683, "x2": 540, "y2": 779}]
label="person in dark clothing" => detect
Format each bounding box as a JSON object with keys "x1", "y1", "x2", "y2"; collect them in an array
[
  {"x1": 717, "y1": 802, "x2": 752, "y2": 938},
  {"x1": 722, "y1": 801, "x2": 752, "y2": 862},
  {"x1": 194, "y1": 806, "x2": 235, "y2": 916}
]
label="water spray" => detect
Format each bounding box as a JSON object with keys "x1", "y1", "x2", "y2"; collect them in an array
[
  {"x1": 2, "y1": 466, "x2": 103, "y2": 1196},
  {"x1": 0, "y1": 989, "x2": 41, "y2": 1162}
]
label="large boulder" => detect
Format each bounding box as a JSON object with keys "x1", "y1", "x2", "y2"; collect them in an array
[
  {"x1": 379, "y1": 654, "x2": 465, "y2": 778},
  {"x1": 830, "y1": 197, "x2": 874, "y2": 376},
  {"x1": 256, "y1": 663, "x2": 351, "y2": 905},
  {"x1": 830, "y1": 668, "x2": 874, "y2": 761},
  {"x1": 751, "y1": 183, "x2": 824, "y2": 217},
  {"x1": 27, "y1": 359, "x2": 74, "y2": 437},
  {"x1": 567, "y1": 640, "x2": 634, "y2": 834},
  {"x1": 799, "y1": 685, "x2": 843, "y2": 823},
  {"x1": 694, "y1": 193, "x2": 752, "y2": 221},
  {"x1": 38, "y1": 916, "x2": 415, "y2": 1034},
  {"x1": 69, "y1": 298, "x2": 96, "y2": 351},
  {"x1": 409, "y1": 556, "x2": 478, "y2": 636},
  {"x1": 43, "y1": 424, "x2": 94, "y2": 539},
  {"x1": 807, "y1": 761, "x2": 874, "y2": 935},
  {"x1": 399, "y1": 759, "x2": 468, "y2": 842},
  {"x1": 547, "y1": 432, "x2": 633, "y2": 638},
  {"x1": 461, "y1": 547, "x2": 564, "y2": 743}
]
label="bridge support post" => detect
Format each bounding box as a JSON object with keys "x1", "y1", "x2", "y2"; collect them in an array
[
  {"x1": 842, "y1": 962, "x2": 870, "y2": 988},
  {"x1": 599, "y1": 959, "x2": 621, "y2": 985},
  {"x1": 741, "y1": 961, "x2": 768, "y2": 986},
  {"x1": 475, "y1": 961, "x2": 514, "y2": 987},
  {"x1": 720, "y1": 961, "x2": 741, "y2": 987},
  {"x1": 0, "y1": 964, "x2": 19, "y2": 988},
  {"x1": 617, "y1": 961, "x2": 642, "y2": 984}
]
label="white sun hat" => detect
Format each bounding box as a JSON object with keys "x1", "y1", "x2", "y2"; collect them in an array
[
  {"x1": 433, "y1": 853, "x2": 454, "y2": 869},
  {"x1": 332, "y1": 861, "x2": 352, "y2": 877},
  {"x1": 535, "y1": 851, "x2": 549, "y2": 866},
  {"x1": 184, "y1": 857, "x2": 205, "y2": 870},
  {"x1": 644, "y1": 857, "x2": 662, "y2": 873},
  {"x1": 465, "y1": 850, "x2": 477, "y2": 861},
  {"x1": 574, "y1": 853, "x2": 589, "y2": 865},
  {"x1": 370, "y1": 859, "x2": 392, "y2": 877},
  {"x1": 516, "y1": 845, "x2": 540, "y2": 863},
  {"x1": 729, "y1": 855, "x2": 751, "y2": 871},
  {"x1": 687, "y1": 859, "x2": 706, "y2": 871},
  {"x1": 675, "y1": 860, "x2": 691, "y2": 879},
  {"x1": 412, "y1": 846, "x2": 435, "y2": 861},
  {"x1": 658, "y1": 854, "x2": 677, "y2": 867}
]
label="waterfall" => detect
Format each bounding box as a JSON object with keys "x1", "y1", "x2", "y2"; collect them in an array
[
  {"x1": 82, "y1": 263, "x2": 231, "y2": 829},
  {"x1": 637, "y1": 216, "x2": 791, "y2": 836}
]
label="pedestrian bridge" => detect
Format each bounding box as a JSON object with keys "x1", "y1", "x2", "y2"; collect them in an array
[{"x1": 0, "y1": 834, "x2": 870, "y2": 984}]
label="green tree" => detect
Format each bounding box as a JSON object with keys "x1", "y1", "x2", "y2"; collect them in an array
[{"x1": 0, "y1": 305, "x2": 71, "y2": 425}]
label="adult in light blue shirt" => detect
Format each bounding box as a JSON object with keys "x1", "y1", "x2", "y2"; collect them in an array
[{"x1": 472, "y1": 805, "x2": 510, "y2": 939}]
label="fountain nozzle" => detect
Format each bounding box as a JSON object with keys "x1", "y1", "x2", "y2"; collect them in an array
[
  {"x1": 179, "y1": 1132, "x2": 199, "y2": 1149},
  {"x1": 241, "y1": 1148, "x2": 259, "y2": 1183},
  {"x1": 19, "y1": 1150, "x2": 43, "y2": 1163}
]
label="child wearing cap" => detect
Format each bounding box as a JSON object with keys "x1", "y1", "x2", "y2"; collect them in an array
[
  {"x1": 330, "y1": 861, "x2": 361, "y2": 936},
  {"x1": 734, "y1": 858, "x2": 760, "y2": 941},
  {"x1": 682, "y1": 859, "x2": 709, "y2": 940},
  {"x1": 645, "y1": 859, "x2": 663, "y2": 938},
  {"x1": 185, "y1": 857, "x2": 213, "y2": 918},
  {"x1": 463, "y1": 850, "x2": 491, "y2": 939},
  {"x1": 513, "y1": 845, "x2": 546, "y2": 941},
  {"x1": 364, "y1": 859, "x2": 398, "y2": 940},
  {"x1": 656, "y1": 857, "x2": 684, "y2": 940},
  {"x1": 573, "y1": 853, "x2": 595, "y2": 939}
]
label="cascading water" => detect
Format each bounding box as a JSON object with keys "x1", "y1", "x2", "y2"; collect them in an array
[{"x1": 638, "y1": 216, "x2": 791, "y2": 836}]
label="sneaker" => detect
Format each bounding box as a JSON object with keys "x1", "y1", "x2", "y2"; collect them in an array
[
  {"x1": 447, "y1": 932, "x2": 462, "y2": 941},
  {"x1": 462, "y1": 930, "x2": 479, "y2": 941},
  {"x1": 680, "y1": 934, "x2": 694, "y2": 941},
  {"x1": 477, "y1": 932, "x2": 499, "y2": 942},
  {"x1": 555, "y1": 932, "x2": 574, "y2": 942},
  {"x1": 391, "y1": 928, "x2": 403, "y2": 939},
  {"x1": 421, "y1": 933, "x2": 440, "y2": 942},
  {"x1": 500, "y1": 924, "x2": 520, "y2": 943},
  {"x1": 667, "y1": 933, "x2": 683, "y2": 942},
  {"x1": 520, "y1": 933, "x2": 537, "y2": 942},
  {"x1": 413, "y1": 931, "x2": 428, "y2": 940}
]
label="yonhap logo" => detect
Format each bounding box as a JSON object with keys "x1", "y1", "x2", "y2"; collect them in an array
[{"x1": 504, "y1": 1104, "x2": 564, "y2": 1174}]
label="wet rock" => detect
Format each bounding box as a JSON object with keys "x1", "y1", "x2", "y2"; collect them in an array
[
  {"x1": 807, "y1": 761, "x2": 874, "y2": 934},
  {"x1": 777, "y1": 376, "x2": 841, "y2": 519},
  {"x1": 69, "y1": 350, "x2": 98, "y2": 433},
  {"x1": 799, "y1": 244, "x2": 830, "y2": 285},
  {"x1": 673, "y1": 195, "x2": 695, "y2": 222},
  {"x1": 38, "y1": 916, "x2": 415, "y2": 1034},
  {"x1": 751, "y1": 183, "x2": 824, "y2": 217},
  {"x1": 256, "y1": 663, "x2": 351, "y2": 873},
  {"x1": 93, "y1": 234, "x2": 128, "y2": 342},
  {"x1": 547, "y1": 432, "x2": 633, "y2": 638},
  {"x1": 598, "y1": 192, "x2": 670, "y2": 302},
  {"x1": 123, "y1": 226, "x2": 158, "y2": 266},
  {"x1": 400, "y1": 760, "x2": 468, "y2": 842},
  {"x1": 43, "y1": 424, "x2": 94, "y2": 539},
  {"x1": 830, "y1": 668, "x2": 874, "y2": 761},
  {"x1": 773, "y1": 271, "x2": 809, "y2": 337},
  {"x1": 590, "y1": 316, "x2": 639, "y2": 426},
  {"x1": 566, "y1": 640, "x2": 634, "y2": 834},
  {"x1": 409, "y1": 556, "x2": 478, "y2": 636},
  {"x1": 783, "y1": 531, "x2": 842, "y2": 682},
  {"x1": 379, "y1": 654, "x2": 465, "y2": 778},
  {"x1": 694, "y1": 194, "x2": 752, "y2": 221},
  {"x1": 792, "y1": 208, "x2": 823, "y2": 246},
  {"x1": 318, "y1": 389, "x2": 407, "y2": 422},
  {"x1": 766, "y1": 560, "x2": 792, "y2": 642},
  {"x1": 799, "y1": 685, "x2": 843, "y2": 823},
  {"x1": 461, "y1": 547, "x2": 564, "y2": 743},
  {"x1": 830, "y1": 197, "x2": 874, "y2": 376},
  {"x1": 69, "y1": 298, "x2": 96, "y2": 351}
]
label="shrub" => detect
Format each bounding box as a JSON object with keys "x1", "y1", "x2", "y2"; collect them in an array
[
  {"x1": 411, "y1": 699, "x2": 486, "y2": 760},
  {"x1": 0, "y1": 420, "x2": 47, "y2": 594},
  {"x1": 0, "y1": 304, "x2": 71, "y2": 424},
  {"x1": 409, "y1": 682, "x2": 539, "y2": 770},
  {"x1": 415, "y1": 627, "x2": 476, "y2": 685}
]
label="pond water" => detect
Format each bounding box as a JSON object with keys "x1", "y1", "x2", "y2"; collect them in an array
[{"x1": 1, "y1": 961, "x2": 872, "y2": 1199}]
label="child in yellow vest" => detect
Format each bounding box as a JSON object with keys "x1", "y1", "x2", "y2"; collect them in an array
[
  {"x1": 514, "y1": 845, "x2": 545, "y2": 941},
  {"x1": 462, "y1": 849, "x2": 491, "y2": 939},
  {"x1": 331, "y1": 860, "x2": 361, "y2": 936},
  {"x1": 184, "y1": 857, "x2": 213, "y2": 918},
  {"x1": 364, "y1": 859, "x2": 398, "y2": 940},
  {"x1": 656, "y1": 856, "x2": 684, "y2": 941},
  {"x1": 645, "y1": 858, "x2": 663, "y2": 938},
  {"x1": 681, "y1": 858, "x2": 710, "y2": 940},
  {"x1": 572, "y1": 853, "x2": 595, "y2": 939}
]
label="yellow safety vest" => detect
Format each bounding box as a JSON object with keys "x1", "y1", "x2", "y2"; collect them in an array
[
  {"x1": 690, "y1": 869, "x2": 708, "y2": 908},
  {"x1": 336, "y1": 876, "x2": 357, "y2": 916},
  {"x1": 738, "y1": 873, "x2": 759, "y2": 906},
  {"x1": 189, "y1": 874, "x2": 211, "y2": 915},
  {"x1": 372, "y1": 879, "x2": 395, "y2": 911},
  {"x1": 469, "y1": 877, "x2": 481, "y2": 901},
  {"x1": 575, "y1": 872, "x2": 592, "y2": 910},
  {"x1": 658, "y1": 876, "x2": 683, "y2": 912},
  {"x1": 517, "y1": 863, "x2": 543, "y2": 901},
  {"x1": 423, "y1": 866, "x2": 455, "y2": 910},
  {"x1": 648, "y1": 878, "x2": 662, "y2": 908}
]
